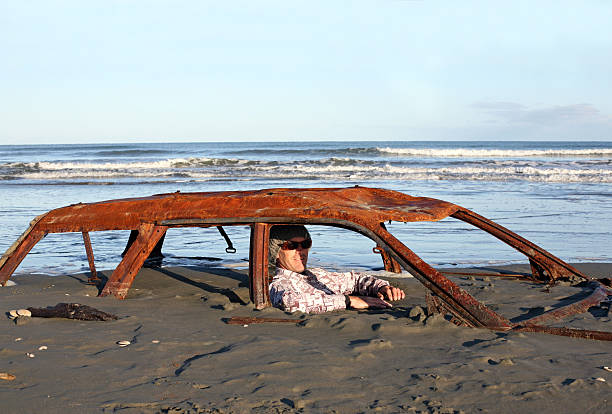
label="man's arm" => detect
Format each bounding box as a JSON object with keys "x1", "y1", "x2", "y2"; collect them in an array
[
  {"x1": 351, "y1": 272, "x2": 390, "y2": 297},
  {"x1": 270, "y1": 279, "x2": 347, "y2": 314},
  {"x1": 351, "y1": 272, "x2": 405, "y2": 305},
  {"x1": 346, "y1": 295, "x2": 392, "y2": 309}
]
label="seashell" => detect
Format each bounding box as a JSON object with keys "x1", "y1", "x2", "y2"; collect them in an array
[
  {"x1": 116, "y1": 340, "x2": 131, "y2": 347},
  {"x1": 0, "y1": 372, "x2": 16, "y2": 381},
  {"x1": 15, "y1": 337, "x2": 22, "y2": 342},
  {"x1": 9, "y1": 310, "x2": 18, "y2": 319},
  {"x1": 151, "y1": 340, "x2": 160, "y2": 344},
  {"x1": 594, "y1": 377, "x2": 606, "y2": 382},
  {"x1": 26, "y1": 353, "x2": 35, "y2": 358},
  {"x1": 17, "y1": 309, "x2": 32, "y2": 317},
  {"x1": 603, "y1": 366, "x2": 612, "y2": 372},
  {"x1": 38, "y1": 345, "x2": 48, "y2": 351}
]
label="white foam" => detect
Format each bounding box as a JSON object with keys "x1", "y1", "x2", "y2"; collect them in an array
[
  {"x1": 36, "y1": 159, "x2": 189, "y2": 170},
  {"x1": 6, "y1": 155, "x2": 612, "y2": 184},
  {"x1": 377, "y1": 147, "x2": 612, "y2": 158},
  {"x1": 15, "y1": 164, "x2": 612, "y2": 183},
  {"x1": 271, "y1": 164, "x2": 612, "y2": 183}
]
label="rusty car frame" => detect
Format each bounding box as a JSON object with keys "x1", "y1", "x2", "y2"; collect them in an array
[{"x1": 1, "y1": 187, "x2": 610, "y2": 340}]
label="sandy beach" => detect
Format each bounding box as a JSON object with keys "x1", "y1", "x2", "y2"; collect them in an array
[
  {"x1": 3, "y1": 1, "x2": 612, "y2": 412},
  {"x1": 1, "y1": 263, "x2": 610, "y2": 413}
]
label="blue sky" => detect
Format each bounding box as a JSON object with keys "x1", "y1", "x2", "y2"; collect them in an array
[{"x1": 1, "y1": 1, "x2": 611, "y2": 144}]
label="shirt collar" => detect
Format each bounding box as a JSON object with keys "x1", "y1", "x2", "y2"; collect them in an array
[{"x1": 274, "y1": 267, "x2": 309, "y2": 278}]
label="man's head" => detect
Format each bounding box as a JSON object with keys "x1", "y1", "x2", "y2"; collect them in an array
[{"x1": 269, "y1": 225, "x2": 311, "y2": 273}]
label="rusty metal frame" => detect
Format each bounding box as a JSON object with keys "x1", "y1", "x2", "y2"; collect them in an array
[
  {"x1": 82, "y1": 231, "x2": 100, "y2": 283},
  {"x1": 100, "y1": 223, "x2": 168, "y2": 299},
  {"x1": 451, "y1": 209, "x2": 589, "y2": 282},
  {"x1": 249, "y1": 223, "x2": 270, "y2": 309},
  {"x1": 0, "y1": 187, "x2": 609, "y2": 340}
]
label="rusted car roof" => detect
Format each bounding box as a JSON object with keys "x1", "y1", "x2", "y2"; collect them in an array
[
  {"x1": 1, "y1": 186, "x2": 610, "y2": 341},
  {"x1": 29, "y1": 187, "x2": 460, "y2": 233}
]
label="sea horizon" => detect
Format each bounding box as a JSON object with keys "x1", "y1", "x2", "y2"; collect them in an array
[{"x1": 1, "y1": 140, "x2": 611, "y2": 277}]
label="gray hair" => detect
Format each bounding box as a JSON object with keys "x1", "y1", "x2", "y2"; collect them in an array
[{"x1": 268, "y1": 225, "x2": 311, "y2": 274}]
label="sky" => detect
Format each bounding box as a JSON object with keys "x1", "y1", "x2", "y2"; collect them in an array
[{"x1": 1, "y1": 0, "x2": 611, "y2": 144}]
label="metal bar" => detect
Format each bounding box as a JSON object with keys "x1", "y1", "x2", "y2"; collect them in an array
[
  {"x1": 217, "y1": 226, "x2": 236, "y2": 253},
  {"x1": 452, "y1": 209, "x2": 589, "y2": 282},
  {"x1": 512, "y1": 324, "x2": 612, "y2": 341},
  {"x1": 520, "y1": 283, "x2": 610, "y2": 325},
  {"x1": 249, "y1": 223, "x2": 270, "y2": 309},
  {"x1": 0, "y1": 231, "x2": 45, "y2": 285},
  {"x1": 0, "y1": 212, "x2": 48, "y2": 270},
  {"x1": 375, "y1": 246, "x2": 402, "y2": 273},
  {"x1": 440, "y1": 271, "x2": 531, "y2": 279},
  {"x1": 373, "y1": 227, "x2": 512, "y2": 330},
  {"x1": 378, "y1": 223, "x2": 401, "y2": 273},
  {"x1": 100, "y1": 223, "x2": 168, "y2": 299},
  {"x1": 122, "y1": 230, "x2": 166, "y2": 259},
  {"x1": 81, "y1": 231, "x2": 100, "y2": 283}
]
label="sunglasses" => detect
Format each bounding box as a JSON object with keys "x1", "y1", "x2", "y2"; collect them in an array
[{"x1": 281, "y1": 239, "x2": 312, "y2": 250}]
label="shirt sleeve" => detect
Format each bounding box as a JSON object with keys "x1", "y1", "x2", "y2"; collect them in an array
[
  {"x1": 270, "y1": 278, "x2": 347, "y2": 314},
  {"x1": 349, "y1": 271, "x2": 390, "y2": 297}
]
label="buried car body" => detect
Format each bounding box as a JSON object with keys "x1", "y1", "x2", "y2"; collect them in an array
[{"x1": 0, "y1": 187, "x2": 610, "y2": 340}]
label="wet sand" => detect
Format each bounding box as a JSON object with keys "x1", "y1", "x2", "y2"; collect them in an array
[{"x1": 1, "y1": 263, "x2": 610, "y2": 413}]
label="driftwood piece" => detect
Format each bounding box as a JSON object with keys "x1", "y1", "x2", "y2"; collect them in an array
[{"x1": 27, "y1": 303, "x2": 118, "y2": 321}]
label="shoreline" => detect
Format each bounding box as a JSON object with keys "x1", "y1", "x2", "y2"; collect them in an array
[{"x1": 1, "y1": 263, "x2": 610, "y2": 413}]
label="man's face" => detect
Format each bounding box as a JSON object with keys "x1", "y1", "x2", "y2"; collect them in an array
[{"x1": 276, "y1": 237, "x2": 310, "y2": 273}]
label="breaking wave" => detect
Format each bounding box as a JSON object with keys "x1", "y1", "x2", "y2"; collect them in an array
[
  {"x1": 2, "y1": 156, "x2": 610, "y2": 183},
  {"x1": 377, "y1": 147, "x2": 612, "y2": 158}
]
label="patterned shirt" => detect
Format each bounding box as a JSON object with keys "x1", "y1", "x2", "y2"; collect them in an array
[{"x1": 269, "y1": 267, "x2": 390, "y2": 314}]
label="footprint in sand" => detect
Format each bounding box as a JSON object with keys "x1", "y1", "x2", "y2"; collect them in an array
[{"x1": 350, "y1": 338, "x2": 393, "y2": 352}]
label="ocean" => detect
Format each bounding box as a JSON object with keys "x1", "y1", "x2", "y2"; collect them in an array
[{"x1": 1, "y1": 141, "x2": 610, "y2": 277}]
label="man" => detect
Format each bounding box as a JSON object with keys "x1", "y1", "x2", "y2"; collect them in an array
[{"x1": 268, "y1": 225, "x2": 405, "y2": 314}]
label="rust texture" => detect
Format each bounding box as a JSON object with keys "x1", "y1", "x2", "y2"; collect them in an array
[
  {"x1": 520, "y1": 283, "x2": 611, "y2": 326},
  {"x1": 426, "y1": 292, "x2": 474, "y2": 327},
  {"x1": 249, "y1": 223, "x2": 270, "y2": 309},
  {"x1": 374, "y1": 227, "x2": 513, "y2": 330},
  {"x1": 452, "y1": 209, "x2": 589, "y2": 283},
  {"x1": 100, "y1": 223, "x2": 168, "y2": 299},
  {"x1": 82, "y1": 231, "x2": 100, "y2": 283},
  {"x1": 5, "y1": 187, "x2": 458, "y2": 235},
  {"x1": 440, "y1": 271, "x2": 532, "y2": 279},
  {"x1": 1, "y1": 186, "x2": 609, "y2": 340},
  {"x1": 0, "y1": 230, "x2": 45, "y2": 283},
  {"x1": 511, "y1": 324, "x2": 612, "y2": 341},
  {"x1": 374, "y1": 246, "x2": 402, "y2": 274}
]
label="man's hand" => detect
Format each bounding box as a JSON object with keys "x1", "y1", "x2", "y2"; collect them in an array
[
  {"x1": 377, "y1": 285, "x2": 405, "y2": 302},
  {"x1": 347, "y1": 295, "x2": 391, "y2": 309}
]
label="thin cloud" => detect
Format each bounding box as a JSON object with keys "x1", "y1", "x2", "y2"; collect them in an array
[
  {"x1": 471, "y1": 101, "x2": 526, "y2": 112},
  {"x1": 472, "y1": 102, "x2": 611, "y2": 125}
]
